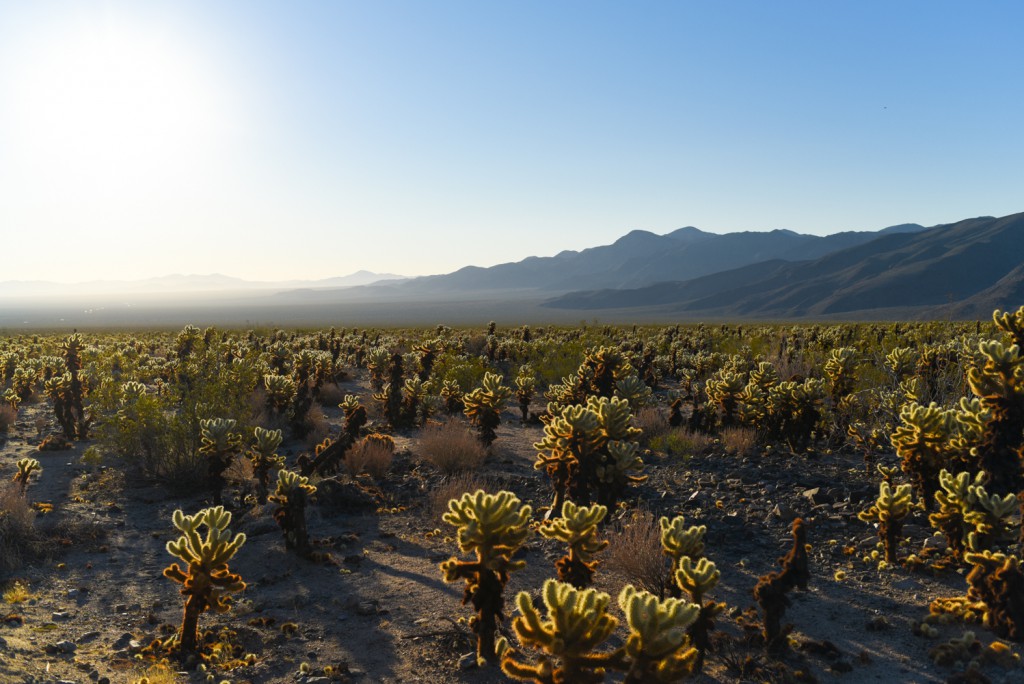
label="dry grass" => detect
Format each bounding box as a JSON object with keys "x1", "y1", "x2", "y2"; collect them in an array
[
  {"x1": 344, "y1": 435, "x2": 394, "y2": 480},
  {"x1": 419, "y1": 419, "x2": 486, "y2": 474},
  {"x1": 0, "y1": 405, "x2": 16, "y2": 434},
  {"x1": 721, "y1": 426, "x2": 757, "y2": 457},
  {"x1": 428, "y1": 472, "x2": 491, "y2": 525},
  {"x1": 649, "y1": 427, "x2": 715, "y2": 459},
  {"x1": 0, "y1": 483, "x2": 39, "y2": 571},
  {"x1": 603, "y1": 507, "x2": 668, "y2": 595},
  {"x1": 633, "y1": 406, "x2": 669, "y2": 443}
]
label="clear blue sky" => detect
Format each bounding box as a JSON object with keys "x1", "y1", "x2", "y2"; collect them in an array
[{"x1": 1, "y1": 1, "x2": 1022, "y2": 283}]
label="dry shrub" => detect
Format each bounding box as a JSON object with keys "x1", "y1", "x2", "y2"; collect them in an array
[
  {"x1": 603, "y1": 507, "x2": 668, "y2": 595},
  {"x1": 303, "y1": 406, "x2": 332, "y2": 448},
  {"x1": 225, "y1": 455, "x2": 255, "y2": 489},
  {"x1": 428, "y1": 472, "x2": 491, "y2": 524},
  {"x1": 721, "y1": 426, "x2": 757, "y2": 457},
  {"x1": 344, "y1": 434, "x2": 394, "y2": 480},
  {"x1": 317, "y1": 382, "x2": 346, "y2": 407},
  {"x1": 0, "y1": 483, "x2": 39, "y2": 571},
  {"x1": 633, "y1": 407, "x2": 669, "y2": 443},
  {"x1": 419, "y1": 419, "x2": 486, "y2": 474},
  {"x1": 0, "y1": 405, "x2": 16, "y2": 434}
]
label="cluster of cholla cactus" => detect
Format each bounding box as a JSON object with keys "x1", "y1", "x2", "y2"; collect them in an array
[
  {"x1": 163, "y1": 506, "x2": 246, "y2": 654},
  {"x1": 753, "y1": 518, "x2": 810, "y2": 654},
  {"x1": 462, "y1": 372, "x2": 512, "y2": 447},
  {"x1": 545, "y1": 346, "x2": 650, "y2": 413},
  {"x1": 263, "y1": 373, "x2": 296, "y2": 421},
  {"x1": 858, "y1": 481, "x2": 917, "y2": 564},
  {"x1": 44, "y1": 333, "x2": 90, "y2": 440},
  {"x1": 269, "y1": 469, "x2": 317, "y2": 557},
  {"x1": 247, "y1": 427, "x2": 284, "y2": 504},
  {"x1": 439, "y1": 490, "x2": 532, "y2": 664},
  {"x1": 533, "y1": 395, "x2": 644, "y2": 513},
  {"x1": 538, "y1": 501, "x2": 608, "y2": 588},
  {"x1": 12, "y1": 457, "x2": 41, "y2": 495},
  {"x1": 500, "y1": 578, "x2": 703, "y2": 683},
  {"x1": 930, "y1": 469, "x2": 1018, "y2": 560},
  {"x1": 440, "y1": 379, "x2": 464, "y2": 415},
  {"x1": 198, "y1": 418, "x2": 243, "y2": 505}
]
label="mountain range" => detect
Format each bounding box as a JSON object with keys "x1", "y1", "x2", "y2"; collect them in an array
[{"x1": 2, "y1": 213, "x2": 1021, "y2": 327}]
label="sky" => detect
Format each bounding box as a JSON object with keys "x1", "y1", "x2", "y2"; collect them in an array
[{"x1": 1, "y1": 1, "x2": 1022, "y2": 284}]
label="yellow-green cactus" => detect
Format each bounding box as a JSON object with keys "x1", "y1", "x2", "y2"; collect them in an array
[
  {"x1": 674, "y1": 556, "x2": 724, "y2": 671},
  {"x1": 993, "y1": 305, "x2": 1024, "y2": 347},
  {"x1": 962, "y1": 549, "x2": 1024, "y2": 641},
  {"x1": 269, "y1": 469, "x2": 316, "y2": 556},
  {"x1": 440, "y1": 490, "x2": 532, "y2": 664},
  {"x1": 199, "y1": 417, "x2": 243, "y2": 506},
  {"x1": 963, "y1": 484, "x2": 1017, "y2": 551},
  {"x1": 163, "y1": 506, "x2": 246, "y2": 654},
  {"x1": 891, "y1": 402, "x2": 958, "y2": 510},
  {"x1": 930, "y1": 469, "x2": 983, "y2": 558},
  {"x1": 515, "y1": 368, "x2": 537, "y2": 422},
  {"x1": 965, "y1": 338, "x2": 1024, "y2": 498},
  {"x1": 858, "y1": 481, "x2": 916, "y2": 563},
  {"x1": 538, "y1": 501, "x2": 608, "y2": 588},
  {"x1": 705, "y1": 368, "x2": 745, "y2": 426},
  {"x1": 660, "y1": 515, "x2": 706, "y2": 572},
  {"x1": 501, "y1": 579, "x2": 619, "y2": 683},
  {"x1": 618, "y1": 585, "x2": 700, "y2": 683},
  {"x1": 12, "y1": 457, "x2": 41, "y2": 494},
  {"x1": 462, "y1": 372, "x2": 512, "y2": 446},
  {"x1": 824, "y1": 347, "x2": 858, "y2": 399},
  {"x1": 248, "y1": 427, "x2": 284, "y2": 504},
  {"x1": 886, "y1": 347, "x2": 920, "y2": 380}
]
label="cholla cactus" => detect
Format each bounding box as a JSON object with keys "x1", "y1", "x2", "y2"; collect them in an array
[
  {"x1": 993, "y1": 305, "x2": 1024, "y2": 347},
  {"x1": 966, "y1": 337, "x2": 1024, "y2": 498},
  {"x1": 930, "y1": 470, "x2": 984, "y2": 559},
  {"x1": 618, "y1": 586, "x2": 700, "y2": 683},
  {"x1": 12, "y1": 457, "x2": 41, "y2": 495},
  {"x1": 365, "y1": 346, "x2": 390, "y2": 391},
  {"x1": 462, "y1": 372, "x2": 512, "y2": 447},
  {"x1": 269, "y1": 469, "x2": 317, "y2": 557},
  {"x1": 3, "y1": 387, "x2": 20, "y2": 410},
  {"x1": 440, "y1": 379, "x2": 464, "y2": 415},
  {"x1": 963, "y1": 485, "x2": 1018, "y2": 552},
  {"x1": 578, "y1": 346, "x2": 634, "y2": 400},
  {"x1": 339, "y1": 394, "x2": 367, "y2": 439},
  {"x1": 538, "y1": 501, "x2": 608, "y2": 588},
  {"x1": 263, "y1": 373, "x2": 296, "y2": 418},
  {"x1": 514, "y1": 367, "x2": 537, "y2": 423},
  {"x1": 440, "y1": 490, "x2": 532, "y2": 664},
  {"x1": 660, "y1": 515, "x2": 706, "y2": 589},
  {"x1": 886, "y1": 347, "x2": 920, "y2": 380},
  {"x1": 163, "y1": 506, "x2": 246, "y2": 654},
  {"x1": 615, "y1": 375, "x2": 652, "y2": 410},
  {"x1": 705, "y1": 368, "x2": 745, "y2": 427},
  {"x1": 963, "y1": 549, "x2": 1024, "y2": 641},
  {"x1": 199, "y1": 418, "x2": 243, "y2": 506},
  {"x1": 753, "y1": 518, "x2": 810, "y2": 654},
  {"x1": 824, "y1": 347, "x2": 858, "y2": 400},
  {"x1": 674, "y1": 556, "x2": 724, "y2": 671},
  {"x1": 248, "y1": 427, "x2": 284, "y2": 504},
  {"x1": 891, "y1": 402, "x2": 958, "y2": 510},
  {"x1": 534, "y1": 396, "x2": 644, "y2": 512},
  {"x1": 501, "y1": 579, "x2": 619, "y2": 683},
  {"x1": 765, "y1": 378, "x2": 824, "y2": 451},
  {"x1": 858, "y1": 481, "x2": 916, "y2": 564}
]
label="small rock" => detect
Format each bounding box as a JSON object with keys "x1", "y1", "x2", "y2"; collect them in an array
[
  {"x1": 66, "y1": 589, "x2": 79, "y2": 599},
  {"x1": 55, "y1": 639, "x2": 77, "y2": 653},
  {"x1": 114, "y1": 604, "x2": 128, "y2": 613},
  {"x1": 923, "y1": 535, "x2": 948, "y2": 551},
  {"x1": 52, "y1": 611, "x2": 70, "y2": 621},
  {"x1": 458, "y1": 652, "x2": 478, "y2": 670},
  {"x1": 112, "y1": 633, "x2": 134, "y2": 649},
  {"x1": 891, "y1": 578, "x2": 920, "y2": 592},
  {"x1": 78, "y1": 631, "x2": 101, "y2": 643}
]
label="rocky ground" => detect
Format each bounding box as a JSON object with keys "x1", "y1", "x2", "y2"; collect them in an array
[{"x1": 1, "y1": 378, "x2": 1023, "y2": 684}]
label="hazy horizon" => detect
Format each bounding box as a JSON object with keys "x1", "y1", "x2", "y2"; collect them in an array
[{"x1": 2, "y1": 1, "x2": 1022, "y2": 283}]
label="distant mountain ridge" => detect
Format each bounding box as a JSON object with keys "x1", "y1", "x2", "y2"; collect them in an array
[
  {"x1": 390, "y1": 222, "x2": 928, "y2": 294},
  {"x1": 0, "y1": 270, "x2": 406, "y2": 297},
  {"x1": 543, "y1": 213, "x2": 1024, "y2": 319}
]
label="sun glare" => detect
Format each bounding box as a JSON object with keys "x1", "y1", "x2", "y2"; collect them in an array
[{"x1": 9, "y1": 17, "x2": 227, "y2": 199}]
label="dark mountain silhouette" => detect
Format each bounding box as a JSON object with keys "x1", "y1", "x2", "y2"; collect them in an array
[
  {"x1": 395, "y1": 223, "x2": 926, "y2": 294},
  {"x1": 544, "y1": 213, "x2": 1024, "y2": 319}
]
